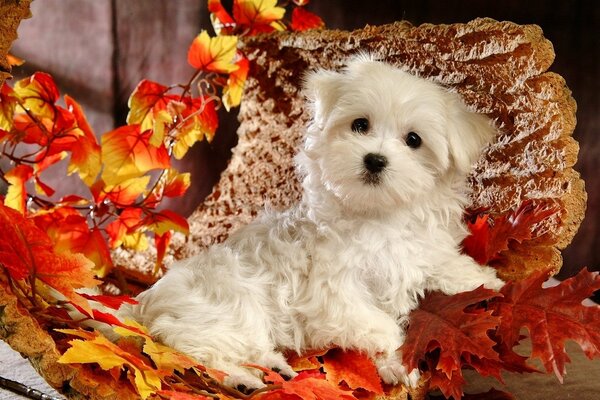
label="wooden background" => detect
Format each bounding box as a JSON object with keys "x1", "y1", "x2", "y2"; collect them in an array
[{"x1": 8, "y1": 0, "x2": 598, "y2": 279}]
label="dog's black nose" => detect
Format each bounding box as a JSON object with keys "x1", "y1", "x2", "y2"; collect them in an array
[{"x1": 363, "y1": 153, "x2": 388, "y2": 173}]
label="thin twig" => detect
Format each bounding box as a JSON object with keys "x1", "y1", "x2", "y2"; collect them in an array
[{"x1": 0, "y1": 376, "x2": 64, "y2": 400}]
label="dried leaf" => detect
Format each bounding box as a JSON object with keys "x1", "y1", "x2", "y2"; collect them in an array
[
  {"x1": 58, "y1": 328, "x2": 162, "y2": 399},
  {"x1": 401, "y1": 287, "x2": 502, "y2": 399},
  {"x1": 462, "y1": 201, "x2": 559, "y2": 265},
  {"x1": 493, "y1": 269, "x2": 600, "y2": 382},
  {"x1": 322, "y1": 349, "x2": 383, "y2": 394}
]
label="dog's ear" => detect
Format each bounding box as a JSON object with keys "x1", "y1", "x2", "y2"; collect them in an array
[
  {"x1": 446, "y1": 96, "x2": 497, "y2": 174},
  {"x1": 302, "y1": 69, "x2": 343, "y2": 126}
]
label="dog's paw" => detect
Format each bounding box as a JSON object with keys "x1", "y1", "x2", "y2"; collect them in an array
[
  {"x1": 483, "y1": 276, "x2": 505, "y2": 291},
  {"x1": 222, "y1": 366, "x2": 266, "y2": 393},
  {"x1": 374, "y1": 352, "x2": 420, "y2": 388},
  {"x1": 259, "y1": 351, "x2": 298, "y2": 381}
]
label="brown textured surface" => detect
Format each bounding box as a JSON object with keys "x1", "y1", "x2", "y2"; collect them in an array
[{"x1": 1, "y1": 16, "x2": 586, "y2": 400}]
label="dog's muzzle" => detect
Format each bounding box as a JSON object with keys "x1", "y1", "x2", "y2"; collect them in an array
[{"x1": 362, "y1": 153, "x2": 388, "y2": 184}]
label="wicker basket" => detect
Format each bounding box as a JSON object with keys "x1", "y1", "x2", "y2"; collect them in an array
[{"x1": 0, "y1": 5, "x2": 585, "y2": 399}]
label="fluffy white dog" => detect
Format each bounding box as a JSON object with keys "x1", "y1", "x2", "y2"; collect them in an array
[{"x1": 126, "y1": 55, "x2": 504, "y2": 391}]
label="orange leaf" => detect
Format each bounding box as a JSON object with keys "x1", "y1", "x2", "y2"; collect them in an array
[
  {"x1": 103, "y1": 176, "x2": 151, "y2": 206},
  {"x1": 172, "y1": 97, "x2": 219, "y2": 159},
  {"x1": 101, "y1": 125, "x2": 170, "y2": 185},
  {"x1": 142, "y1": 209, "x2": 189, "y2": 236},
  {"x1": 65, "y1": 95, "x2": 102, "y2": 186},
  {"x1": 0, "y1": 83, "x2": 17, "y2": 131},
  {"x1": 58, "y1": 328, "x2": 162, "y2": 399},
  {"x1": 290, "y1": 7, "x2": 325, "y2": 32},
  {"x1": 187, "y1": 30, "x2": 239, "y2": 74},
  {"x1": 208, "y1": 0, "x2": 236, "y2": 35},
  {"x1": 233, "y1": 0, "x2": 286, "y2": 35},
  {"x1": 265, "y1": 372, "x2": 356, "y2": 400},
  {"x1": 462, "y1": 201, "x2": 559, "y2": 265},
  {"x1": 322, "y1": 349, "x2": 383, "y2": 394},
  {"x1": 127, "y1": 80, "x2": 171, "y2": 130},
  {"x1": 4, "y1": 165, "x2": 33, "y2": 214},
  {"x1": 222, "y1": 55, "x2": 249, "y2": 111},
  {"x1": 163, "y1": 170, "x2": 191, "y2": 198},
  {"x1": 106, "y1": 207, "x2": 144, "y2": 248},
  {"x1": 0, "y1": 202, "x2": 52, "y2": 280},
  {"x1": 155, "y1": 231, "x2": 172, "y2": 274},
  {"x1": 13, "y1": 72, "x2": 59, "y2": 119}
]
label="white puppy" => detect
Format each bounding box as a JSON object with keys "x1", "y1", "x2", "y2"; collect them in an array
[{"x1": 126, "y1": 55, "x2": 504, "y2": 391}]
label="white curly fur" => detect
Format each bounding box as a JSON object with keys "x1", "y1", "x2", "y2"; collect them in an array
[{"x1": 122, "y1": 56, "x2": 504, "y2": 390}]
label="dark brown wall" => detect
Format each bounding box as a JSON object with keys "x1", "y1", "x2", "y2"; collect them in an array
[{"x1": 9, "y1": 0, "x2": 598, "y2": 277}]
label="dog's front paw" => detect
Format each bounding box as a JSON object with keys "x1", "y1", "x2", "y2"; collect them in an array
[
  {"x1": 374, "y1": 352, "x2": 420, "y2": 388},
  {"x1": 484, "y1": 276, "x2": 505, "y2": 291}
]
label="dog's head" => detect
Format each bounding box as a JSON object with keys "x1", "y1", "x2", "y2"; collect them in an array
[{"x1": 300, "y1": 55, "x2": 496, "y2": 215}]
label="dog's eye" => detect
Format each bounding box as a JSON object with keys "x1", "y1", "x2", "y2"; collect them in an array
[
  {"x1": 405, "y1": 132, "x2": 422, "y2": 149},
  {"x1": 351, "y1": 118, "x2": 369, "y2": 134}
]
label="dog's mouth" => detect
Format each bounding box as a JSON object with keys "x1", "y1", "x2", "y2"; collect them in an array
[{"x1": 361, "y1": 171, "x2": 383, "y2": 186}]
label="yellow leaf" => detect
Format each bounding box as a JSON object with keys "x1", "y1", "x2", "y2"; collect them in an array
[
  {"x1": 222, "y1": 56, "x2": 249, "y2": 111},
  {"x1": 102, "y1": 175, "x2": 151, "y2": 206},
  {"x1": 100, "y1": 125, "x2": 170, "y2": 186},
  {"x1": 187, "y1": 30, "x2": 239, "y2": 74},
  {"x1": 58, "y1": 328, "x2": 162, "y2": 399},
  {"x1": 4, "y1": 165, "x2": 33, "y2": 214},
  {"x1": 122, "y1": 231, "x2": 149, "y2": 251}
]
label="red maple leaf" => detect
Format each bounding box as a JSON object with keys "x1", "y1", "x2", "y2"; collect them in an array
[
  {"x1": 322, "y1": 349, "x2": 383, "y2": 394},
  {"x1": 401, "y1": 287, "x2": 502, "y2": 399},
  {"x1": 492, "y1": 268, "x2": 600, "y2": 382},
  {"x1": 462, "y1": 200, "x2": 559, "y2": 265}
]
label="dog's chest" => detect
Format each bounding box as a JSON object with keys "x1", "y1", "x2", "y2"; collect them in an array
[{"x1": 314, "y1": 220, "x2": 429, "y2": 285}]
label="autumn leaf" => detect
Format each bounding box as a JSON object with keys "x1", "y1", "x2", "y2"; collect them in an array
[
  {"x1": 142, "y1": 209, "x2": 189, "y2": 236},
  {"x1": 187, "y1": 30, "x2": 239, "y2": 74},
  {"x1": 462, "y1": 201, "x2": 559, "y2": 265},
  {"x1": 322, "y1": 349, "x2": 383, "y2": 394},
  {"x1": 127, "y1": 80, "x2": 172, "y2": 131},
  {"x1": 222, "y1": 55, "x2": 249, "y2": 111},
  {"x1": 172, "y1": 97, "x2": 219, "y2": 159},
  {"x1": 101, "y1": 125, "x2": 170, "y2": 186},
  {"x1": 155, "y1": 231, "x2": 172, "y2": 273},
  {"x1": 33, "y1": 208, "x2": 114, "y2": 277},
  {"x1": 79, "y1": 292, "x2": 137, "y2": 310},
  {"x1": 0, "y1": 83, "x2": 17, "y2": 131},
  {"x1": 233, "y1": 0, "x2": 286, "y2": 35},
  {"x1": 163, "y1": 169, "x2": 191, "y2": 198},
  {"x1": 208, "y1": 0, "x2": 236, "y2": 35},
  {"x1": 106, "y1": 207, "x2": 144, "y2": 248},
  {"x1": 58, "y1": 328, "x2": 162, "y2": 399},
  {"x1": 401, "y1": 287, "x2": 502, "y2": 399},
  {"x1": 103, "y1": 175, "x2": 151, "y2": 206},
  {"x1": 64, "y1": 95, "x2": 102, "y2": 186},
  {"x1": 263, "y1": 371, "x2": 356, "y2": 400},
  {"x1": 4, "y1": 164, "x2": 33, "y2": 214},
  {"x1": 290, "y1": 7, "x2": 325, "y2": 32},
  {"x1": 12, "y1": 72, "x2": 59, "y2": 119},
  {"x1": 492, "y1": 269, "x2": 600, "y2": 382},
  {"x1": 0, "y1": 202, "x2": 52, "y2": 279}
]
